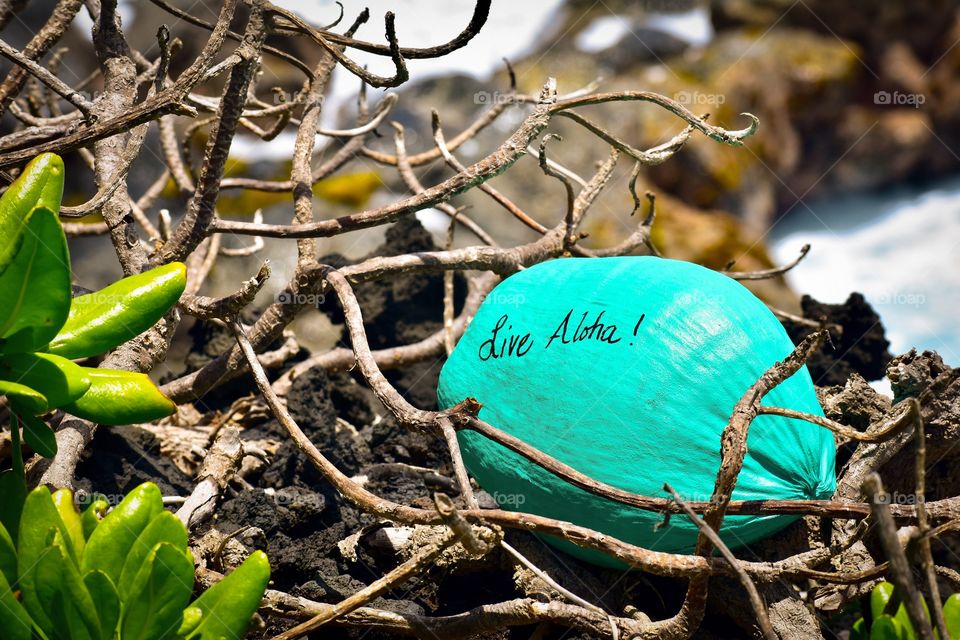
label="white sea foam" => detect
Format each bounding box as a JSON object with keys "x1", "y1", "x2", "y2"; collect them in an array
[{"x1": 771, "y1": 179, "x2": 960, "y2": 373}]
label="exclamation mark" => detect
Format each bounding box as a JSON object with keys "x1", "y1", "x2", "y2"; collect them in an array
[{"x1": 630, "y1": 314, "x2": 645, "y2": 345}]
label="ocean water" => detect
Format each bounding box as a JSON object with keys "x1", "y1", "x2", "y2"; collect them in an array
[{"x1": 770, "y1": 179, "x2": 960, "y2": 368}]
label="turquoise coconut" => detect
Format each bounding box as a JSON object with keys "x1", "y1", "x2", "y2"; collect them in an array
[{"x1": 437, "y1": 256, "x2": 836, "y2": 566}]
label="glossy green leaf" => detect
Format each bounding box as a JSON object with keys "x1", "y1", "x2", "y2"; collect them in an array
[
  {"x1": 35, "y1": 532, "x2": 100, "y2": 640},
  {"x1": 63, "y1": 368, "x2": 176, "y2": 425},
  {"x1": 84, "y1": 570, "x2": 120, "y2": 640},
  {"x1": 0, "y1": 470, "x2": 27, "y2": 540},
  {"x1": 52, "y1": 489, "x2": 84, "y2": 558},
  {"x1": 0, "y1": 566, "x2": 32, "y2": 640},
  {"x1": 81, "y1": 482, "x2": 163, "y2": 584},
  {"x1": 183, "y1": 550, "x2": 270, "y2": 640},
  {"x1": 0, "y1": 379, "x2": 47, "y2": 414},
  {"x1": 871, "y1": 615, "x2": 907, "y2": 640},
  {"x1": 177, "y1": 607, "x2": 203, "y2": 637},
  {"x1": 943, "y1": 594, "x2": 960, "y2": 639},
  {"x1": 872, "y1": 582, "x2": 897, "y2": 619},
  {"x1": 80, "y1": 499, "x2": 108, "y2": 541},
  {"x1": 0, "y1": 521, "x2": 16, "y2": 587},
  {"x1": 21, "y1": 413, "x2": 57, "y2": 458},
  {"x1": 0, "y1": 208, "x2": 71, "y2": 354},
  {"x1": 0, "y1": 352, "x2": 90, "y2": 411},
  {"x1": 851, "y1": 619, "x2": 867, "y2": 640},
  {"x1": 0, "y1": 153, "x2": 64, "y2": 278},
  {"x1": 18, "y1": 487, "x2": 70, "y2": 633},
  {"x1": 46, "y1": 262, "x2": 187, "y2": 360},
  {"x1": 122, "y1": 542, "x2": 194, "y2": 640},
  {"x1": 118, "y1": 510, "x2": 188, "y2": 598}
]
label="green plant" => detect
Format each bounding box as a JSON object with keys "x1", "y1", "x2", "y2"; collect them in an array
[
  {"x1": 0, "y1": 153, "x2": 186, "y2": 532},
  {"x1": 0, "y1": 481, "x2": 270, "y2": 640},
  {"x1": 850, "y1": 581, "x2": 960, "y2": 639}
]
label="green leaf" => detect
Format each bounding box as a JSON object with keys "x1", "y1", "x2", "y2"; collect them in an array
[
  {"x1": 18, "y1": 487, "x2": 71, "y2": 634},
  {"x1": 0, "y1": 469, "x2": 27, "y2": 537},
  {"x1": 80, "y1": 499, "x2": 108, "y2": 541},
  {"x1": 183, "y1": 550, "x2": 270, "y2": 640},
  {"x1": 48, "y1": 589, "x2": 98, "y2": 640},
  {"x1": 177, "y1": 607, "x2": 202, "y2": 637},
  {"x1": 0, "y1": 153, "x2": 64, "y2": 278},
  {"x1": 944, "y1": 594, "x2": 960, "y2": 640},
  {"x1": 45, "y1": 262, "x2": 187, "y2": 360},
  {"x1": 81, "y1": 482, "x2": 163, "y2": 585},
  {"x1": 0, "y1": 352, "x2": 90, "y2": 411},
  {"x1": 871, "y1": 615, "x2": 907, "y2": 640},
  {"x1": 872, "y1": 582, "x2": 897, "y2": 619},
  {"x1": 0, "y1": 565, "x2": 33, "y2": 640},
  {"x1": 21, "y1": 413, "x2": 57, "y2": 458},
  {"x1": 121, "y1": 542, "x2": 194, "y2": 640},
  {"x1": 83, "y1": 570, "x2": 120, "y2": 640},
  {"x1": 52, "y1": 489, "x2": 84, "y2": 558},
  {"x1": 118, "y1": 510, "x2": 188, "y2": 599},
  {"x1": 0, "y1": 207, "x2": 71, "y2": 354},
  {"x1": 0, "y1": 521, "x2": 17, "y2": 587},
  {"x1": 0, "y1": 379, "x2": 47, "y2": 414},
  {"x1": 62, "y1": 368, "x2": 176, "y2": 426},
  {"x1": 35, "y1": 532, "x2": 100, "y2": 640}
]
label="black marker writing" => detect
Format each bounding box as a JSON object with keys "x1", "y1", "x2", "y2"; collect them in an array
[
  {"x1": 478, "y1": 314, "x2": 534, "y2": 361},
  {"x1": 544, "y1": 309, "x2": 622, "y2": 350}
]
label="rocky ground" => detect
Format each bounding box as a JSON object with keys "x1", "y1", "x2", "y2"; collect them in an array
[
  {"x1": 66, "y1": 216, "x2": 960, "y2": 639},
  {"x1": 24, "y1": 1, "x2": 960, "y2": 637}
]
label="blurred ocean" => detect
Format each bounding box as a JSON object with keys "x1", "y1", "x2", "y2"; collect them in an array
[{"x1": 770, "y1": 180, "x2": 960, "y2": 367}]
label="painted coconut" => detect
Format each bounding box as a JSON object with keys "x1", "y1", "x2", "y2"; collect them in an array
[{"x1": 437, "y1": 256, "x2": 835, "y2": 566}]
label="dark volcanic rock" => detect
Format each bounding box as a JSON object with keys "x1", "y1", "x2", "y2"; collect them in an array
[
  {"x1": 781, "y1": 292, "x2": 892, "y2": 385},
  {"x1": 166, "y1": 308, "x2": 307, "y2": 412},
  {"x1": 319, "y1": 216, "x2": 467, "y2": 410},
  {"x1": 74, "y1": 426, "x2": 192, "y2": 502}
]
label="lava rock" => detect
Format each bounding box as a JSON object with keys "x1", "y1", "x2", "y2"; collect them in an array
[
  {"x1": 782, "y1": 292, "x2": 892, "y2": 385},
  {"x1": 318, "y1": 217, "x2": 467, "y2": 410}
]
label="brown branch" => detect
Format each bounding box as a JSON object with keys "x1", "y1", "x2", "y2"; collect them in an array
[
  {"x1": 664, "y1": 483, "x2": 775, "y2": 640},
  {"x1": 0, "y1": 0, "x2": 82, "y2": 117},
  {"x1": 0, "y1": 33, "x2": 94, "y2": 121},
  {"x1": 913, "y1": 409, "x2": 949, "y2": 639},
  {"x1": 159, "y1": 1, "x2": 267, "y2": 263},
  {"x1": 179, "y1": 262, "x2": 271, "y2": 320},
  {"x1": 863, "y1": 473, "x2": 934, "y2": 640},
  {"x1": 724, "y1": 244, "x2": 810, "y2": 281}
]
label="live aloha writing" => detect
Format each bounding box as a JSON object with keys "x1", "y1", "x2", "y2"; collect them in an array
[{"x1": 477, "y1": 309, "x2": 646, "y2": 361}]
